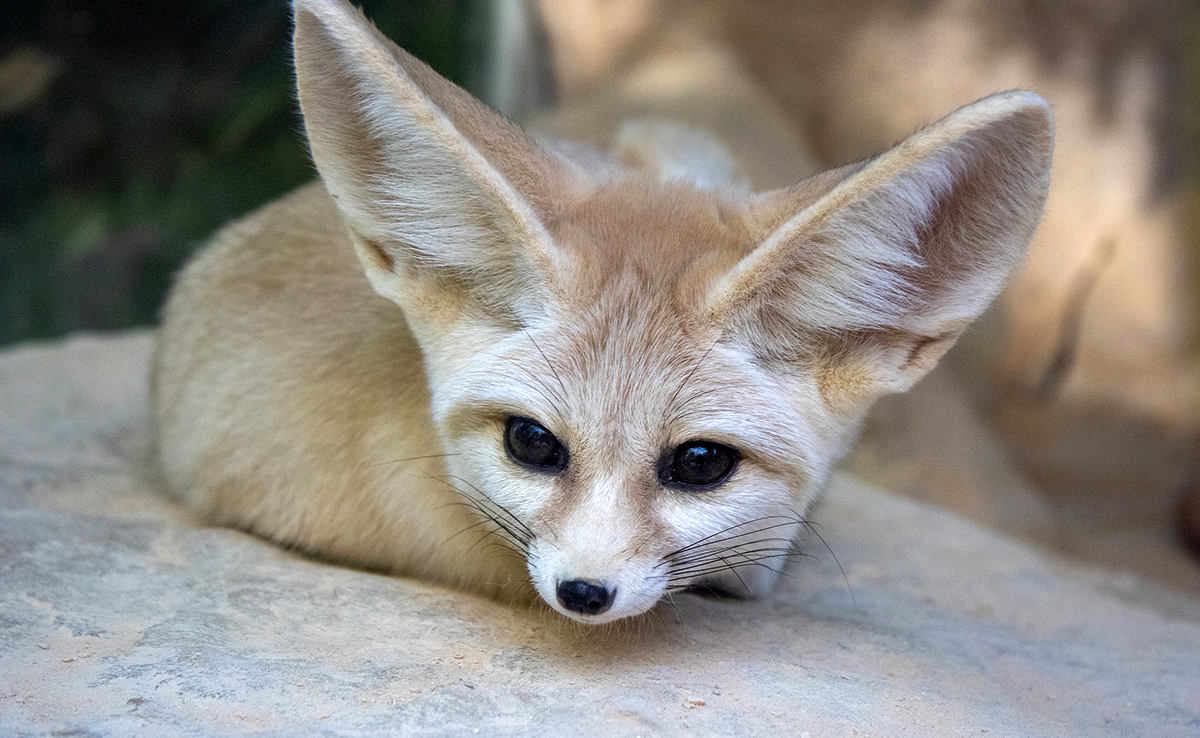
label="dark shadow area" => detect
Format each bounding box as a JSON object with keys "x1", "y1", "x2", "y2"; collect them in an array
[{"x1": 0, "y1": 0, "x2": 485, "y2": 346}]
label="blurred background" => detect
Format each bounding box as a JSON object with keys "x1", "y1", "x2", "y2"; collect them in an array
[
  {"x1": 1, "y1": 2, "x2": 1196, "y2": 350},
  {"x1": 0, "y1": 0, "x2": 488, "y2": 347}
]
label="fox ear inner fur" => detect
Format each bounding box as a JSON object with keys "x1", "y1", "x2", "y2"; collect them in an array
[
  {"x1": 293, "y1": 0, "x2": 571, "y2": 330},
  {"x1": 706, "y1": 92, "x2": 1053, "y2": 406}
]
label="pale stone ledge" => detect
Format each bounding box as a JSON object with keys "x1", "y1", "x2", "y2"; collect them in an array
[{"x1": 2, "y1": 332, "x2": 1198, "y2": 736}]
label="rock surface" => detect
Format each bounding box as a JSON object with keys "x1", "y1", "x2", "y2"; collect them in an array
[{"x1": 2, "y1": 332, "x2": 1199, "y2": 737}]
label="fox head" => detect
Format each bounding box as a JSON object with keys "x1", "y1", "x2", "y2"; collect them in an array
[{"x1": 293, "y1": 0, "x2": 1052, "y2": 623}]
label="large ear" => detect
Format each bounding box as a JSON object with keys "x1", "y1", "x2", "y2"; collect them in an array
[
  {"x1": 293, "y1": 0, "x2": 573, "y2": 326},
  {"x1": 707, "y1": 92, "x2": 1053, "y2": 403}
]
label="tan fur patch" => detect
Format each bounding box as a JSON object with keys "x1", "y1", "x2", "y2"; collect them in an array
[{"x1": 361, "y1": 237, "x2": 395, "y2": 272}]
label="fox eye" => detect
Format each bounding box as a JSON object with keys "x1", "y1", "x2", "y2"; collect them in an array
[
  {"x1": 659, "y1": 441, "x2": 740, "y2": 490},
  {"x1": 505, "y1": 416, "x2": 568, "y2": 473}
]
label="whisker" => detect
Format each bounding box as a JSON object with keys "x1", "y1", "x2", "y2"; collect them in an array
[
  {"x1": 668, "y1": 542, "x2": 804, "y2": 575},
  {"x1": 443, "y1": 516, "x2": 499, "y2": 548},
  {"x1": 523, "y1": 328, "x2": 569, "y2": 408},
  {"x1": 795, "y1": 515, "x2": 855, "y2": 607},
  {"x1": 664, "y1": 338, "x2": 722, "y2": 419},
  {"x1": 534, "y1": 513, "x2": 561, "y2": 543},
  {"x1": 422, "y1": 473, "x2": 533, "y2": 552},
  {"x1": 664, "y1": 515, "x2": 801, "y2": 558},
  {"x1": 658, "y1": 511, "x2": 825, "y2": 594},
  {"x1": 668, "y1": 530, "x2": 802, "y2": 566},
  {"x1": 458, "y1": 498, "x2": 529, "y2": 551},
  {"x1": 446, "y1": 474, "x2": 536, "y2": 539},
  {"x1": 523, "y1": 381, "x2": 568, "y2": 421},
  {"x1": 481, "y1": 540, "x2": 528, "y2": 563},
  {"x1": 622, "y1": 528, "x2": 658, "y2": 564},
  {"x1": 460, "y1": 498, "x2": 529, "y2": 553},
  {"x1": 719, "y1": 553, "x2": 752, "y2": 593},
  {"x1": 461, "y1": 525, "x2": 501, "y2": 558},
  {"x1": 433, "y1": 501, "x2": 525, "y2": 560},
  {"x1": 668, "y1": 545, "x2": 804, "y2": 577},
  {"x1": 514, "y1": 579, "x2": 537, "y2": 601},
  {"x1": 668, "y1": 553, "x2": 801, "y2": 584},
  {"x1": 368, "y1": 452, "x2": 462, "y2": 468},
  {"x1": 664, "y1": 591, "x2": 685, "y2": 626},
  {"x1": 430, "y1": 472, "x2": 534, "y2": 543},
  {"x1": 672, "y1": 540, "x2": 801, "y2": 573},
  {"x1": 649, "y1": 603, "x2": 667, "y2": 629},
  {"x1": 678, "y1": 548, "x2": 809, "y2": 575},
  {"x1": 462, "y1": 495, "x2": 531, "y2": 547}
]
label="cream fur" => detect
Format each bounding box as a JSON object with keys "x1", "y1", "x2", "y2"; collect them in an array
[{"x1": 153, "y1": 0, "x2": 1052, "y2": 623}]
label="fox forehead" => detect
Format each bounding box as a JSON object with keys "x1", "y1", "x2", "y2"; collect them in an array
[
  {"x1": 542, "y1": 177, "x2": 760, "y2": 310},
  {"x1": 431, "y1": 175, "x2": 812, "y2": 451}
]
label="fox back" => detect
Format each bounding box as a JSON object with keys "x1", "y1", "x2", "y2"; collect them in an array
[{"x1": 153, "y1": 0, "x2": 1052, "y2": 623}]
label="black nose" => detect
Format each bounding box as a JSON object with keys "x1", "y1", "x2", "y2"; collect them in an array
[{"x1": 556, "y1": 579, "x2": 615, "y2": 615}]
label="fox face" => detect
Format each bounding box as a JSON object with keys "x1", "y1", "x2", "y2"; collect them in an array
[
  {"x1": 432, "y1": 261, "x2": 830, "y2": 622},
  {"x1": 293, "y1": 0, "x2": 1052, "y2": 622}
]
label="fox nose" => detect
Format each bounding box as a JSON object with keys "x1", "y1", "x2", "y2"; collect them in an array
[{"x1": 556, "y1": 579, "x2": 615, "y2": 615}]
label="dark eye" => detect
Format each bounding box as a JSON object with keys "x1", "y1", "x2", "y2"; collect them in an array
[
  {"x1": 659, "y1": 440, "x2": 740, "y2": 490},
  {"x1": 505, "y1": 416, "x2": 568, "y2": 473}
]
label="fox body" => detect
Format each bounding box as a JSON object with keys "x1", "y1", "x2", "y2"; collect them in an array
[{"x1": 153, "y1": 0, "x2": 1053, "y2": 623}]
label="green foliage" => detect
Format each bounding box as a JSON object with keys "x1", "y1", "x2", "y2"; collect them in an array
[{"x1": 0, "y1": 0, "x2": 483, "y2": 346}]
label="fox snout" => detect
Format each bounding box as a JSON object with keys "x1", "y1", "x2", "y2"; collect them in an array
[
  {"x1": 524, "y1": 513, "x2": 792, "y2": 623},
  {"x1": 525, "y1": 507, "x2": 668, "y2": 623},
  {"x1": 533, "y1": 566, "x2": 660, "y2": 623}
]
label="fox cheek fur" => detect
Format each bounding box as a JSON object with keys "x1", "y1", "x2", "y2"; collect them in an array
[{"x1": 153, "y1": 0, "x2": 1052, "y2": 624}]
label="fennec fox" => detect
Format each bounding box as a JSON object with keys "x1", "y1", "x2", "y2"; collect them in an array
[{"x1": 153, "y1": 0, "x2": 1052, "y2": 623}]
